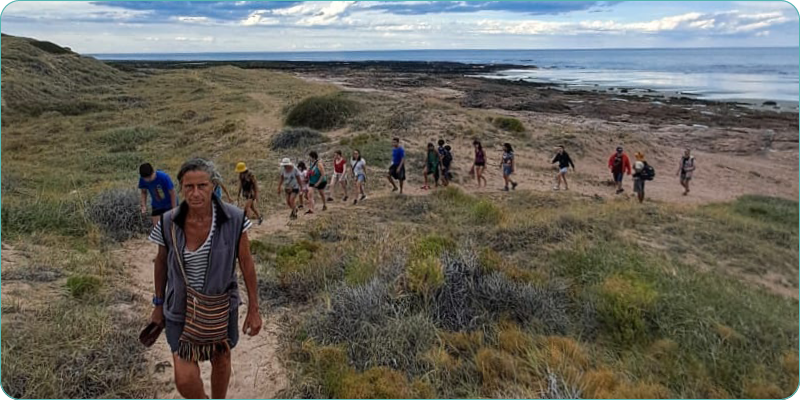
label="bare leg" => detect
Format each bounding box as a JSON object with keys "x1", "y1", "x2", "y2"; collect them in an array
[
  {"x1": 173, "y1": 354, "x2": 208, "y2": 399},
  {"x1": 399, "y1": 179, "x2": 404, "y2": 194},
  {"x1": 562, "y1": 173, "x2": 569, "y2": 190},
  {"x1": 317, "y1": 188, "x2": 327, "y2": 209},
  {"x1": 151, "y1": 215, "x2": 160, "y2": 227},
  {"x1": 210, "y1": 350, "x2": 232, "y2": 399},
  {"x1": 387, "y1": 175, "x2": 398, "y2": 191}
]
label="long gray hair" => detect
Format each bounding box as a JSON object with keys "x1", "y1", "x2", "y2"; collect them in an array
[{"x1": 176, "y1": 158, "x2": 219, "y2": 190}]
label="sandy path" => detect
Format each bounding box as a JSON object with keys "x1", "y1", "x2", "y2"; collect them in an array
[{"x1": 116, "y1": 232, "x2": 289, "y2": 399}]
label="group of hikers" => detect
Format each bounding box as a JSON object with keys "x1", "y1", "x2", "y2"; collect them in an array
[
  {"x1": 138, "y1": 139, "x2": 699, "y2": 226},
  {"x1": 136, "y1": 140, "x2": 697, "y2": 399}
]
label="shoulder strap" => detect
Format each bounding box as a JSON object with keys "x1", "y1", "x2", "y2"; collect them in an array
[{"x1": 170, "y1": 223, "x2": 190, "y2": 286}]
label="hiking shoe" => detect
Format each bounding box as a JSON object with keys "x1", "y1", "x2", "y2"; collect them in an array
[
  {"x1": 360, "y1": 194, "x2": 366, "y2": 201},
  {"x1": 326, "y1": 197, "x2": 334, "y2": 202},
  {"x1": 391, "y1": 187, "x2": 398, "y2": 192},
  {"x1": 258, "y1": 217, "x2": 264, "y2": 226},
  {"x1": 512, "y1": 182, "x2": 518, "y2": 190},
  {"x1": 353, "y1": 199, "x2": 358, "y2": 205},
  {"x1": 616, "y1": 188, "x2": 624, "y2": 194},
  {"x1": 343, "y1": 196, "x2": 348, "y2": 201},
  {"x1": 553, "y1": 186, "x2": 560, "y2": 191},
  {"x1": 322, "y1": 205, "x2": 328, "y2": 211},
  {"x1": 305, "y1": 210, "x2": 314, "y2": 215},
  {"x1": 502, "y1": 187, "x2": 509, "y2": 192},
  {"x1": 298, "y1": 204, "x2": 304, "y2": 209}
]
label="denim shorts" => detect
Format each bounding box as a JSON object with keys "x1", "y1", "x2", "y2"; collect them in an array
[
  {"x1": 503, "y1": 165, "x2": 514, "y2": 176},
  {"x1": 613, "y1": 172, "x2": 624, "y2": 183},
  {"x1": 356, "y1": 173, "x2": 366, "y2": 183},
  {"x1": 165, "y1": 307, "x2": 239, "y2": 354}
]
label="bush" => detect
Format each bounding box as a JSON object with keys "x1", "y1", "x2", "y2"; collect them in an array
[
  {"x1": 1, "y1": 198, "x2": 88, "y2": 238},
  {"x1": 492, "y1": 116, "x2": 525, "y2": 133},
  {"x1": 99, "y1": 127, "x2": 161, "y2": 153},
  {"x1": 82, "y1": 152, "x2": 145, "y2": 175},
  {"x1": 285, "y1": 94, "x2": 359, "y2": 131},
  {"x1": 270, "y1": 127, "x2": 329, "y2": 150},
  {"x1": 89, "y1": 188, "x2": 152, "y2": 242},
  {"x1": 595, "y1": 274, "x2": 657, "y2": 344},
  {"x1": 66, "y1": 275, "x2": 101, "y2": 298},
  {"x1": 469, "y1": 200, "x2": 503, "y2": 225},
  {"x1": 407, "y1": 256, "x2": 444, "y2": 297}
]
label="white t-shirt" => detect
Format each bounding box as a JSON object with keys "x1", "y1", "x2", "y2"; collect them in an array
[
  {"x1": 281, "y1": 168, "x2": 302, "y2": 190},
  {"x1": 351, "y1": 158, "x2": 366, "y2": 176}
]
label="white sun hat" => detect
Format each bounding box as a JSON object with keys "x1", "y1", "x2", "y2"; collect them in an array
[{"x1": 279, "y1": 158, "x2": 294, "y2": 167}]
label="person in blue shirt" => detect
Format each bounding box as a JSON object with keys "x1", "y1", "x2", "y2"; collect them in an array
[
  {"x1": 138, "y1": 163, "x2": 178, "y2": 226},
  {"x1": 386, "y1": 137, "x2": 406, "y2": 194}
]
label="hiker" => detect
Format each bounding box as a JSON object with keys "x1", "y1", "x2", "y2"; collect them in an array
[
  {"x1": 501, "y1": 143, "x2": 518, "y2": 191},
  {"x1": 147, "y1": 157, "x2": 262, "y2": 400},
  {"x1": 632, "y1": 152, "x2": 647, "y2": 203},
  {"x1": 277, "y1": 158, "x2": 302, "y2": 220},
  {"x1": 441, "y1": 145, "x2": 453, "y2": 186},
  {"x1": 139, "y1": 163, "x2": 178, "y2": 227},
  {"x1": 307, "y1": 151, "x2": 328, "y2": 213},
  {"x1": 473, "y1": 140, "x2": 487, "y2": 188},
  {"x1": 608, "y1": 146, "x2": 632, "y2": 194},
  {"x1": 422, "y1": 142, "x2": 440, "y2": 190},
  {"x1": 330, "y1": 150, "x2": 349, "y2": 202},
  {"x1": 236, "y1": 162, "x2": 263, "y2": 225},
  {"x1": 437, "y1": 139, "x2": 450, "y2": 186},
  {"x1": 297, "y1": 161, "x2": 311, "y2": 211},
  {"x1": 351, "y1": 149, "x2": 368, "y2": 204},
  {"x1": 387, "y1": 137, "x2": 406, "y2": 194},
  {"x1": 210, "y1": 165, "x2": 234, "y2": 203},
  {"x1": 677, "y1": 148, "x2": 696, "y2": 196},
  {"x1": 552, "y1": 145, "x2": 576, "y2": 191}
]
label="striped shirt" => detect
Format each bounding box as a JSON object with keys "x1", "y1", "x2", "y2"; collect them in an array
[{"x1": 149, "y1": 204, "x2": 252, "y2": 291}]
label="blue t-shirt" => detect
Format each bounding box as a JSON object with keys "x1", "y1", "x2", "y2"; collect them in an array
[
  {"x1": 138, "y1": 170, "x2": 175, "y2": 211},
  {"x1": 392, "y1": 147, "x2": 405, "y2": 166}
]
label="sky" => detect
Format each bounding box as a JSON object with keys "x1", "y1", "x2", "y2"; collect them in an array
[{"x1": 1, "y1": 1, "x2": 798, "y2": 53}]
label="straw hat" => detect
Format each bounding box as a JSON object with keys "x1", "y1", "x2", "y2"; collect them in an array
[
  {"x1": 279, "y1": 158, "x2": 294, "y2": 167},
  {"x1": 235, "y1": 162, "x2": 247, "y2": 173}
]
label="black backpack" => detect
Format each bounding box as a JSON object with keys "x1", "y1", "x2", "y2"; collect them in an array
[
  {"x1": 443, "y1": 149, "x2": 453, "y2": 165},
  {"x1": 642, "y1": 162, "x2": 656, "y2": 181}
]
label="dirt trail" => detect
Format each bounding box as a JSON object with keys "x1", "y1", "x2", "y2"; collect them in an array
[{"x1": 116, "y1": 235, "x2": 289, "y2": 399}]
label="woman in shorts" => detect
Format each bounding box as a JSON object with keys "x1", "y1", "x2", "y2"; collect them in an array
[
  {"x1": 473, "y1": 140, "x2": 487, "y2": 188},
  {"x1": 330, "y1": 150, "x2": 349, "y2": 202},
  {"x1": 277, "y1": 158, "x2": 302, "y2": 220},
  {"x1": 236, "y1": 162, "x2": 263, "y2": 225},
  {"x1": 501, "y1": 143, "x2": 518, "y2": 191},
  {"x1": 307, "y1": 151, "x2": 328, "y2": 214},
  {"x1": 350, "y1": 149, "x2": 368, "y2": 204}
]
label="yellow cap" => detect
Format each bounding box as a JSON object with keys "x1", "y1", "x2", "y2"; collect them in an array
[{"x1": 235, "y1": 162, "x2": 247, "y2": 173}]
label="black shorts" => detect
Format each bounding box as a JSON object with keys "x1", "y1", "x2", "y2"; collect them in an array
[
  {"x1": 426, "y1": 164, "x2": 440, "y2": 180},
  {"x1": 242, "y1": 192, "x2": 256, "y2": 200},
  {"x1": 475, "y1": 162, "x2": 486, "y2": 167},
  {"x1": 389, "y1": 164, "x2": 406, "y2": 181},
  {"x1": 313, "y1": 181, "x2": 328, "y2": 191},
  {"x1": 152, "y1": 208, "x2": 170, "y2": 217},
  {"x1": 285, "y1": 188, "x2": 300, "y2": 195}
]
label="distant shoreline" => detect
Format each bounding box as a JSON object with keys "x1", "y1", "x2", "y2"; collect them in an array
[{"x1": 104, "y1": 59, "x2": 798, "y2": 110}]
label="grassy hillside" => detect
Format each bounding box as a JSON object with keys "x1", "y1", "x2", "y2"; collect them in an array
[
  {"x1": 1, "y1": 36, "x2": 797, "y2": 399},
  {"x1": 262, "y1": 189, "x2": 798, "y2": 398}
]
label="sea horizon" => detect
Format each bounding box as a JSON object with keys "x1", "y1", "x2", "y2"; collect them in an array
[{"x1": 94, "y1": 47, "x2": 799, "y2": 103}]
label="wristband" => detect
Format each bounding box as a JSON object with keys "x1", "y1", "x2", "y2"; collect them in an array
[{"x1": 152, "y1": 296, "x2": 164, "y2": 306}]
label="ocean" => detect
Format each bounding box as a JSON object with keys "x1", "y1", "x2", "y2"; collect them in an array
[{"x1": 94, "y1": 47, "x2": 799, "y2": 102}]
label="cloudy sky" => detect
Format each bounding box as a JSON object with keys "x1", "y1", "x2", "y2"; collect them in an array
[{"x1": 1, "y1": 1, "x2": 798, "y2": 53}]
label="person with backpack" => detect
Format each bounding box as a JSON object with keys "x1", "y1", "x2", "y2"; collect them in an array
[
  {"x1": 473, "y1": 140, "x2": 488, "y2": 188},
  {"x1": 330, "y1": 150, "x2": 349, "y2": 202},
  {"x1": 607, "y1": 146, "x2": 632, "y2": 194},
  {"x1": 632, "y1": 152, "x2": 653, "y2": 204},
  {"x1": 422, "y1": 142, "x2": 440, "y2": 190},
  {"x1": 307, "y1": 151, "x2": 328, "y2": 214},
  {"x1": 387, "y1": 137, "x2": 406, "y2": 194},
  {"x1": 236, "y1": 162, "x2": 263, "y2": 225},
  {"x1": 441, "y1": 145, "x2": 453, "y2": 186},
  {"x1": 437, "y1": 139, "x2": 451, "y2": 186},
  {"x1": 501, "y1": 143, "x2": 518, "y2": 191},
  {"x1": 350, "y1": 149, "x2": 368, "y2": 204},
  {"x1": 277, "y1": 158, "x2": 303, "y2": 220},
  {"x1": 676, "y1": 148, "x2": 696, "y2": 196},
  {"x1": 551, "y1": 146, "x2": 575, "y2": 191},
  {"x1": 138, "y1": 163, "x2": 178, "y2": 227}
]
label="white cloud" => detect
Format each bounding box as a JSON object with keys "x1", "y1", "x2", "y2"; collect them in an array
[
  {"x1": 174, "y1": 36, "x2": 215, "y2": 42},
  {"x1": 474, "y1": 10, "x2": 793, "y2": 36},
  {"x1": 296, "y1": 1, "x2": 356, "y2": 26},
  {"x1": 175, "y1": 16, "x2": 210, "y2": 24},
  {"x1": 241, "y1": 11, "x2": 280, "y2": 26}
]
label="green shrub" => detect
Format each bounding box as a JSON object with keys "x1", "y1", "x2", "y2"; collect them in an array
[
  {"x1": 492, "y1": 116, "x2": 525, "y2": 133},
  {"x1": 285, "y1": 94, "x2": 359, "y2": 130},
  {"x1": 1, "y1": 199, "x2": 88, "y2": 238},
  {"x1": 99, "y1": 127, "x2": 161, "y2": 152},
  {"x1": 412, "y1": 234, "x2": 456, "y2": 261},
  {"x1": 276, "y1": 240, "x2": 320, "y2": 272},
  {"x1": 469, "y1": 200, "x2": 503, "y2": 225},
  {"x1": 595, "y1": 274, "x2": 658, "y2": 344},
  {"x1": 407, "y1": 256, "x2": 444, "y2": 296},
  {"x1": 66, "y1": 275, "x2": 101, "y2": 298},
  {"x1": 82, "y1": 152, "x2": 145, "y2": 175},
  {"x1": 270, "y1": 127, "x2": 328, "y2": 150},
  {"x1": 730, "y1": 195, "x2": 798, "y2": 228},
  {"x1": 250, "y1": 239, "x2": 277, "y2": 261}
]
